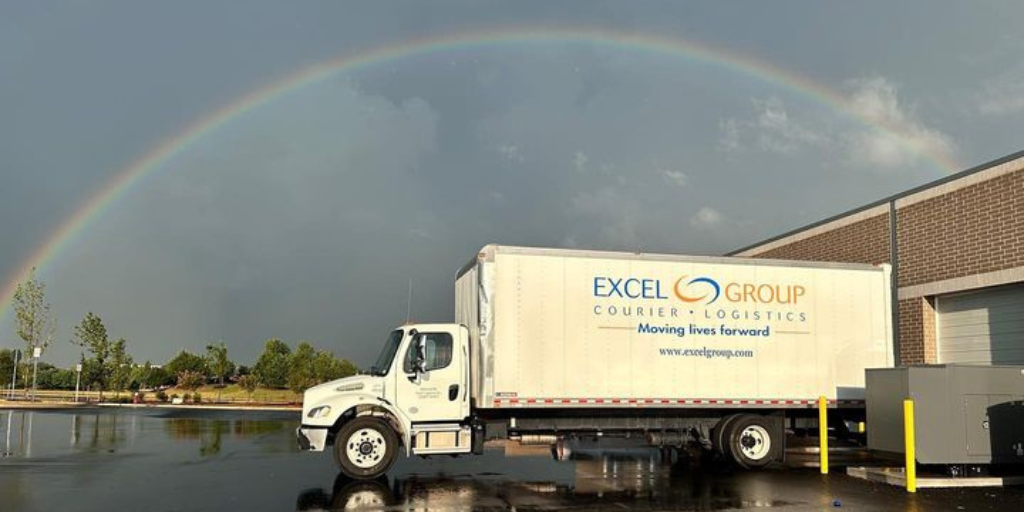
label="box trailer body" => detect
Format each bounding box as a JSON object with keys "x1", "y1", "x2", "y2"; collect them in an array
[
  {"x1": 298, "y1": 245, "x2": 894, "y2": 479},
  {"x1": 457, "y1": 245, "x2": 893, "y2": 409}
]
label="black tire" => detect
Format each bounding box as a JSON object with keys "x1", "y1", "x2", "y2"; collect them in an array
[
  {"x1": 725, "y1": 414, "x2": 779, "y2": 469},
  {"x1": 712, "y1": 414, "x2": 743, "y2": 459},
  {"x1": 334, "y1": 417, "x2": 399, "y2": 480},
  {"x1": 330, "y1": 476, "x2": 393, "y2": 509}
]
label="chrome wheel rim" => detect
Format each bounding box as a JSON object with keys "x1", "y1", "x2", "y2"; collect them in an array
[
  {"x1": 738, "y1": 425, "x2": 771, "y2": 460},
  {"x1": 346, "y1": 427, "x2": 386, "y2": 469}
]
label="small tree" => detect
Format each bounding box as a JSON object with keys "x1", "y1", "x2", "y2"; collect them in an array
[
  {"x1": 205, "y1": 342, "x2": 234, "y2": 402},
  {"x1": 0, "y1": 349, "x2": 15, "y2": 389},
  {"x1": 73, "y1": 312, "x2": 111, "y2": 397},
  {"x1": 252, "y1": 339, "x2": 291, "y2": 389},
  {"x1": 165, "y1": 350, "x2": 208, "y2": 378},
  {"x1": 109, "y1": 338, "x2": 133, "y2": 396},
  {"x1": 311, "y1": 350, "x2": 357, "y2": 383},
  {"x1": 237, "y1": 374, "x2": 258, "y2": 403},
  {"x1": 12, "y1": 268, "x2": 56, "y2": 394},
  {"x1": 287, "y1": 342, "x2": 317, "y2": 395}
]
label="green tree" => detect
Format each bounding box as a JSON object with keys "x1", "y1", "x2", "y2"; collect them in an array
[
  {"x1": 205, "y1": 342, "x2": 235, "y2": 402},
  {"x1": 131, "y1": 361, "x2": 172, "y2": 390},
  {"x1": 287, "y1": 342, "x2": 317, "y2": 394},
  {"x1": 165, "y1": 350, "x2": 208, "y2": 378},
  {"x1": 37, "y1": 364, "x2": 76, "y2": 390},
  {"x1": 237, "y1": 374, "x2": 258, "y2": 402},
  {"x1": 0, "y1": 348, "x2": 15, "y2": 388},
  {"x1": 12, "y1": 268, "x2": 56, "y2": 391},
  {"x1": 252, "y1": 339, "x2": 291, "y2": 389},
  {"x1": 80, "y1": 356, "x2": 106, "y2": 396},
  {"x1": 311, "y1": 350, "x2": 357, "y2": 383},
  {"x1": 72, "y1": 312, "x2": 112, "y2": 396},
  {"x1": 109, "y1": 339, "x2": 133, "y2": 394}
]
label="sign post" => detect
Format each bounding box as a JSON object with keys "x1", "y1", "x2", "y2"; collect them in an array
[
  {"x1": 31, "y1": 346, "x2": 42, "y2": 401},
  {"x1": 75, "y1": 363, "x2": 83, "y2": 402}
]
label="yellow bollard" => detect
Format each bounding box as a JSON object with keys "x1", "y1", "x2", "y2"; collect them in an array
[
  {"x1": 904, "y1": 398, "x2": 916, "y2": 493},
  {"x1": 819, "y1": 395, "x2": 829, "y2": 474}
]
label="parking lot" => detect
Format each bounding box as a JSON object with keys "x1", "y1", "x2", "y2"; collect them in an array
[{"x1": 2, "y1": 408, "x2": 1023, "y2": 511}]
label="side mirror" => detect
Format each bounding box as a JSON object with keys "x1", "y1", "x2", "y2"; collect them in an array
[{"x1": 408, "y1": 330, "x2": 427, "y2": 383}]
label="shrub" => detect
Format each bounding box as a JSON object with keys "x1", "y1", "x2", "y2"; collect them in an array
[
  {"x1": 193, "y1": 392, "x2": 202, "y2": 404},
  {"x1": 136, "y1": 391, "x2": 146, "y2": 402},
  {"x1": 182, "y1": 393, "x2": 192, "y2": 403},
  {"x1": 155, "y1": 390, "x2": 168, "y2": 402}
]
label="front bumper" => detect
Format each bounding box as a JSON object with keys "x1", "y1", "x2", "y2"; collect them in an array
[{"x1": 296, "y1": 425, "x2": 330, "y2": 452}]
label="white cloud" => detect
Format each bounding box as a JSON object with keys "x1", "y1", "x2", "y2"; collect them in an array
[
  {"x1": 689, "y1": 206, "x2": 724, "y2": 229},
  {"x1": 659, "y1": 169, "x2": 689, "y2": 187},
  {"x1": 717, "y1": 97, "x2": 826, "y2": 155},
  {"x1": 842, "y1": 77, "x2": 955, "y2": 169},
  {"x1": 717, "y1": 118, "x2": 742, "y2": 153},
  {"x1": 976, "y1": 67, "x2": 1024, "y2": 115},
  {"x1": 718, "y1": 78, "x2": 955, "y2": 171},
  {"x1": 496, "y1": 144, "x2": 524, "y2": 162},
  {"x1": 573, "y1": 150, "x2": 588, "y2": 172}
]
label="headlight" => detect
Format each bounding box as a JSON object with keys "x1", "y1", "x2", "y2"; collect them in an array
[
  {"x1": 307, "y1": 405, "x2": 332, "y2": 419},
  {"x1": 335, "y1": 383, "x2": 364, "y2": 393}
]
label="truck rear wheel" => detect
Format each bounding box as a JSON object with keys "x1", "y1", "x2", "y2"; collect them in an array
[
  {"x1": 334, "y1": 417, "x2": 398, "y2": 480},
  {"x1": 725, "y1": 414, "x2": 778, "y2": 469},
  {"x1": 713, "y1": 414, "x2": 744, "y2": 458}
]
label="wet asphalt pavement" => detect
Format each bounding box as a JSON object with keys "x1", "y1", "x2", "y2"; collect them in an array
[{"x1": 2, "y1": 408, "x2": 1023, "y2": 511}]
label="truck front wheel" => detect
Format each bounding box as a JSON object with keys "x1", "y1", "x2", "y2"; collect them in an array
[
  {"x1": 334, "y1": 417, "x2": 399, "y2": 479},
  {"x1": 726, "y1": 414, "x2": 778, "y2": 469}
]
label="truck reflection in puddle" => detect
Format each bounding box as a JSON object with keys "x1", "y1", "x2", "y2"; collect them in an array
[{"x1": 296, "y1": 439, "x2": 796, "y2": 511}]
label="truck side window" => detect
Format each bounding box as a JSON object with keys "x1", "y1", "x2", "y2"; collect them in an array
[{"x1": 403, "y1": 333, "x2": 454, "y2": 373}]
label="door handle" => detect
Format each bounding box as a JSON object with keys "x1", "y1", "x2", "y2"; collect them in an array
[{"x1": 449, "y1": 384, "x2": 459, "y2": 401}]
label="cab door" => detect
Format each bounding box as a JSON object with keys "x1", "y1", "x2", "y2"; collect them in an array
[{"x1": 394, "y1": 326, "x2": 469, "y2": 423}]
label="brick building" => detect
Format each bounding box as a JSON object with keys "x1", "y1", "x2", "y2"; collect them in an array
[{"x1": 729, "y1": 150, "x2": 1024, "y2": 366}]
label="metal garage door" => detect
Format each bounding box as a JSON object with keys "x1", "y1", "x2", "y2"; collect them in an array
[{"x1": 937, "y1": 284, "x2": 1024, "y2": 364}]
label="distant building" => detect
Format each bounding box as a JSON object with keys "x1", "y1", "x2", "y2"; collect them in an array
[{"x1": 730, "y1": 150, "x2": 1024, "y2": 366}]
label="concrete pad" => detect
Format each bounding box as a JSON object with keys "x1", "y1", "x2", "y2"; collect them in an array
[{"x1": 847, "y1": 466, "x2": 1024, "y2": 488}]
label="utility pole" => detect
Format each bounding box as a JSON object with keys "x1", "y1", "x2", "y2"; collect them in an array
[{"x1": 10, "y1": 349, "x2": 20, "y2": 400}]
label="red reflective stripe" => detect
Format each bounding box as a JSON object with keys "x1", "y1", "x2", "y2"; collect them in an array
[{"x1": 493, "y1": 397, "x2": 867, "y2": 406}]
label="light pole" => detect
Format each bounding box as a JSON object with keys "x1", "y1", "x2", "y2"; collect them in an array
[{"x1": 9, "y1": 349, "x2": 20, "y2": 400}]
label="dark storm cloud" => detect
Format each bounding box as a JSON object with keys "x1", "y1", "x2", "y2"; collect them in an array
[{"x1": 2, "y1": 1, "x2": 1024, "y2": 366}]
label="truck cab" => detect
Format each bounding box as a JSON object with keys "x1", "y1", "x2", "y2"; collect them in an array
[{"x1": 297, "y1": 324, "x2": 474, "y2": 479}]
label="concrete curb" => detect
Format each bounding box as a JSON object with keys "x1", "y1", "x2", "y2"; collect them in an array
[
  {"x1": 1, "y1": 401, "x2": 300, "y2": 413},
  {"x1": 96, "y1": 403, "x2": 301, "y2": 412}
]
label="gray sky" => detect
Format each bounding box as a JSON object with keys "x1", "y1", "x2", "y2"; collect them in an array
[{"x1": 3, "y1": 1, "x2": 1023, "y2": 367}]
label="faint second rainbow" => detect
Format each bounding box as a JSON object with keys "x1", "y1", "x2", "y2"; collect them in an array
[{"x1": 0, "y1": 26, "x2": 960, "y2": 321}]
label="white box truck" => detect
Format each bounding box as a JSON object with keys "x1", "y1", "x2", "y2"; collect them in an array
[{"x1": 298, "y1": 245, "x2": 893, "y2": 478}]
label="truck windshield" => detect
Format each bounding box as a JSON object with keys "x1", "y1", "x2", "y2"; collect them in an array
[{"x1": 370, "y1": 330, "x2": 403, "y2": 376}]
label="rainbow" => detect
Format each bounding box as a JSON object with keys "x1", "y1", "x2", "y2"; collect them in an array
[{"x1": 0, "y1": 26, "x2": 960, "y2": 324}]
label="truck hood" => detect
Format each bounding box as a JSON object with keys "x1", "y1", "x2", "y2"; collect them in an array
[{"x1": 302, "y1": 374, "x2": 382, "y2": 414}]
